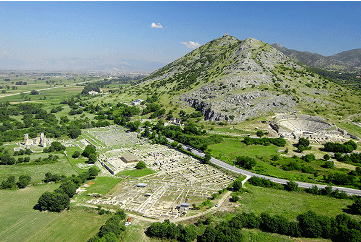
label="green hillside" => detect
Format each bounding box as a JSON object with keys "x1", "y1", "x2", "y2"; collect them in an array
[{"x1": 100, "y1": 35, "x2": 361, "y2": 127}]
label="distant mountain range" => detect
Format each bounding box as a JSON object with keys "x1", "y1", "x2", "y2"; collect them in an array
[
  {"x1": 270, "y1": 43, "x2": 361, "y2": 73},
  {"x1": 0, "y1": 54, "x2": 165, "y2": 73},
  {"x1": 1, "y1": 44, "x2": 360, "y2": 74}
]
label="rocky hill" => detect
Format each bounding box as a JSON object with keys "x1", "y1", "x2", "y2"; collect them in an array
[
  {"x1": 132, "y1": 35, "x2": 361, "y2": 123},
  {"x1": 271, "y1": 43, "x2": 361, "y2": 73}
]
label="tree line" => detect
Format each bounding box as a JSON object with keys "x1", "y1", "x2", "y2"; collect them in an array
[
  {"x1": 146, "y1": 210, "x2": 361, "y2": 241},
  {"x1": 243, "y1": 136, "x2": 286, "y2": 147},
  {"x1": 323, "y1": 140, "x2": 357, "y2": 153},
  {"x1": 1, "y1": 175, "x2": 31, "y2": 189}
]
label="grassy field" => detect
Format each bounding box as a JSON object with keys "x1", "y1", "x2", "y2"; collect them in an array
[
  {"x1": 117, "y1": 168, "x2": 156, "y2": 177},
  {"x1": 0, "y1": 183, "x2": 110, "y2": 242},
  {"x1": 239, "y1": 184, "x2": 360, "y2": 221},
  {"x1": 209, "y1": 138, "x2": 280, "y2": 162},
  {"x1": 208, "y1": 137, "x2": 358, "y2": 183},
  {"x1": 25, "y1": 208, "x2": 110, "y2": 242},
  {"x1": 80, "y1": 176, "x2": 121, "y2": 196},
  {"x1": 65, "y1": 146, "x2": 90, "y2": 173},
  {"x1": 0, "y1": 159, "x2": 77, "y2": 183},
  {"x1": 241, "y1": 228, "x2": 329, "y2": 242}
]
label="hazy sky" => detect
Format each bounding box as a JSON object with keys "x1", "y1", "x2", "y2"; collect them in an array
[{"x1": 0, "y1": 1, "x2": 360, "y2": 64}]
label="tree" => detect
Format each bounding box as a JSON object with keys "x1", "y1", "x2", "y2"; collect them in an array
[
  {"x1": 147, "y1": 222, "x2": 164, "y2": 237},
  {"x1": 17, "y1": 175, "x2": 31, "y2": 188},
  {"x1": 89, "y1": 166, "x2": 100, "y2": 179},
  {"x1": 1, "y1": 175, "x2": 16, "y2": 189},
  {"x1": 203, "y1": 152, "x2": 211, "y2": 164},
  {"x1": 49, "y1": 141, "x2": 66, "y2": 152},
  {"x1": 323, "y1": 161, "x2": 334, "y2": 168},
  {"x1": 99, "y1": 222, "x2": 121, "y2": 238},
  {"x1": 302, "y1": 153, "x2": 316, "y2": 162},
  {"x1": 233, "y1": 180, "x2": 243, "y2": 192},
  {"x1": 256, "y1": 130, "x2": 264, "y2": 137},
  {"x1": 88, "y1": 153, "x2": 98, "y2": 163},
  {"x1": 82, "y1": 145, "x2": 96, "y2": 158},
  {"x1": 143, "y1": 127, "x2": 150, "y2": 137},
  {"x1": 323, "y1": 186, "x2": 333, "y2": 195},
  {"x1": 37, "y1": 191, "x2": 70, "y2": 212},
  {"x1": 72, "y1": 151, "x2": 80, "y2": 158},
  {"x1": 99, "y1": 232, "x2": 118, "y2": 242},
  {"x1": 231, "y1": 194, "x2": 240, "y2": 202},
  {"x1": 30, "y1": 90, "x2": 39, "y2": 95},
  {"x1": 37, "y1": 191, "x2": 53, "y2": 211},
  {"x1": 135, "y1": 161, "x2": 146, "y2": 170},
  {"x1": 171, "y1": 141, "x2": 179, "y2": 148},
  {"x1": 115, "y1": 209, "x2": 126, "y2": 220},
  {"x1": 323, "y1": 154, "x2": 330, "y2": 161},
  {"x1": 297, "y1": 211, "x2": 323, "y2": 238},
  {"x1": 236, "y1": 156, "x2": 256, "y2": 169},
  {"x1": 350, "y1": 198, "x2": 361, "y2": 215},
  {"x1": 298, "y1": 144, "x2": 306, "y2": 153},
  {"x1": 297, "y1": 137, "x2": 310, "y2": 148},
  {"x1": 166, "y1": 222, "x2": 180, "y2": 239},
  {"x1": 285, "y1": 181, "x2": 299, "y2": 191},
  {"x1": 199, "y1": 226, "x2": 216, "y2": 242},
  {"x1": 48, "y1": 192, "x2": 70, "y2": 212},
  {"x1": 179, "y1": 224, "x2": 197, "y2": 242},
  {"x1": 307, "y1": 185, "x2": 321, "y2": 195},
  {"x1": 0, "y1": 154, "x2": 16, "y2": 165},
  {"x1": 68, "y1": 127, "x2": 81, "y2": 139},
  {"x1": 55, "y1": 181, "x2": 77, "y2": 198}
]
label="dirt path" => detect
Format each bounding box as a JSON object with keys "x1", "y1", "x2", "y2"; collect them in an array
[
  {"x1": 242, "y1": 174, "x2": 251, "y2": 187},
  {"x1": 170, "y1": 190, "x2": 232, "y2": 223}
]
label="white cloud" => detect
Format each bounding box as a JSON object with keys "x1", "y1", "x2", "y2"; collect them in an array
[
  {"x1": 180, "y1": 41, "x2": 201, "y2": 49},
  {"x1": 151, "y1": 22, "x2": 163, "y2": 28}
]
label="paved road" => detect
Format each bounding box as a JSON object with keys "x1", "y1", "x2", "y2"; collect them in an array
[{"x1": 167, "y1": 138, "x2": 361, "y2": 196}]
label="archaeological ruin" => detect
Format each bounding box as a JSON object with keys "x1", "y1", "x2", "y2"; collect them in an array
[
  {"x1": 270, "y1": 114, "x2": 358, "y2": 143},
  {"x1": 23, "y1": 133, "x2": 47, "y2": 147}
]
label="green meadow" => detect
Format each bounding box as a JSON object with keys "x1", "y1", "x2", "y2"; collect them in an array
[
  {"x1": 240, "y1": 184, "x2": 360, "y2": 221},
  {"x1": 0, "y1": 183, "x2": 110, "y2": 242},
  {"x1": 0, "y1": 158, "x2": 77, "y2": 183},
  {"x1": 117, "y1": 168, "x2": 156, "y2": 177}
]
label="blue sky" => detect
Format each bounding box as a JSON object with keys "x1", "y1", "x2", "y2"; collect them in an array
[{"x1": 0, "y1": 1, "x2": 360, "y2": 64}]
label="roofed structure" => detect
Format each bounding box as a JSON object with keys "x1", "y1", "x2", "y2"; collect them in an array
[{"x1": 120, "y1": 153, "x2": 140, "y2": 163}]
